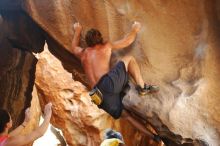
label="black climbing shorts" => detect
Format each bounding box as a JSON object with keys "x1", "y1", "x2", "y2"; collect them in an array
[{"x1": 95, "y1": 61, "x2": 129, "y2": 119}]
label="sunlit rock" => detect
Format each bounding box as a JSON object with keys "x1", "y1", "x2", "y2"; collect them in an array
[
  {"x1": 23, "y1": 0, "x2": 220, "y2": 145},
  {"x1": 35, "y1": 44, "x2": 160, "y2": 145}
]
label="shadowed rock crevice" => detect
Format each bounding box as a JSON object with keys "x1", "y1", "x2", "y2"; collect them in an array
[
  {"x1": 0, "y1": 10, "x2": 44, "y2": 127},
  {"x1": 44, "y1": 34, "x2": 89, "y2": 87}
]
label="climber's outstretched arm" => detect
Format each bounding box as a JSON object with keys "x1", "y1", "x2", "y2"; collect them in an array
[
  {"x1": 110, "y1": 21, "x2": 141, "y2": 50},
  {"x1": 71, "y1": 22, "x2": 83, "y2": 59}
]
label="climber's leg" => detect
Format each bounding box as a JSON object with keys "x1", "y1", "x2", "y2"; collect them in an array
[
  {"x1": 120, "y1": 56, "x2": 144, "y2": 88},
  {"x1": 120, "y1": 56, "x2": 159, "y2": 95}
]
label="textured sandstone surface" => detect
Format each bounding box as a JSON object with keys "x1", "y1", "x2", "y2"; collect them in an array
[
  {"x1": 22, "y1": 0, "x2": 220, "y2": 145},
  {"x1": 0, "y1": 3, "x2": 155, "y2": 146},
  {"x1": 35, "y1": 44, "x2": 107, "y2": 146},
  {"x1": 0, "y1": 0, "x2": 220, "y2": 145},
  {"x1": 0, "y1": 9, "x2": 43, "y2": 146},
  {"x1": 0, "y1": 10, "x2": 44, "y2": 126},
  {"x1": 35, "y1": 44, "x2": 156, "y2": 146},
  {"x1": 22, "y1": 86, "x2": 41, "y2": 146}
]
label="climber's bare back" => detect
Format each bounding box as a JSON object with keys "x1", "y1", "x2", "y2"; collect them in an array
[
  {"x1": 80, "y1": 43, "x2": 112, "y2": 88},
  {"x1": 71, "y1": 21, "x2": 141, "y2": 88}
]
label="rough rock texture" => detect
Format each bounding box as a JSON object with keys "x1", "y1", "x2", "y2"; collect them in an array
[
  {"x1": 23, "y1": 0, "x2": 220, "y2": 145},
  {"x1": 0, "y1": 3, "x2": 154, "y2": 146},
  {"x1": 35, "y1": 44, "x2": 104, "y2": 146},
  {"x1": 0, "y1": 10, "x2": 45, "y2": 138},
  {"x1": 22, "y1": 86, "x2": 41, "y2": 146},
  {"x1": 0, "y1": 10, "x2": 44, "y2": 126},
  {"x1": 35, "y1": 44, "x2": 153, "y2": 146},
  {"x1": 0, "y1": 7, "x2": 43, "y2": 146},
  {"x1": 1, "y1": 0, "x2": 220, "y2": 145}
]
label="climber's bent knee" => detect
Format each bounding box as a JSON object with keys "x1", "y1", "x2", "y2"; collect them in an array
[{"x1": 120, "y1": 55, "x2": 135, "y2": 71}]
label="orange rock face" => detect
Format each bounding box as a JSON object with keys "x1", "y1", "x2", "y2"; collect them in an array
[
  {"x1": 22, "y1": 0, "x2": 220, "y2": 145},
  {"x1": 35, "y1": 44, "x2": 104, "y2": 146},
  {"x1": 35, "y1": 44, "x2": 161, "y2": 146},
  {"x1": 24, "y1": 0, "x2": 220, "y2": 146}
]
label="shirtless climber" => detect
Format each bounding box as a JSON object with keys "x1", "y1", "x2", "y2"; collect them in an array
[{"x1": 70, "y1": 21, "x2": 161, "y2": 143}]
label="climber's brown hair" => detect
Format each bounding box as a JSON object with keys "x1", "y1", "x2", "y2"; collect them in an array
[{"x1": 85, "y1": 29, "x2": 104, "y2": 47}]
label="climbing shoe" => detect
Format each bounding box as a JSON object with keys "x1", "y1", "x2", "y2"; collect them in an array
[
  {"x1": 89, "y1": 87, "x2": 103, "y2": 105},
  {"x1": 136, "y1": 83, "x2": 159, "y2": 96},
  {"x1": 153, "y1": 134, "x2": 162, "y2": 143}
]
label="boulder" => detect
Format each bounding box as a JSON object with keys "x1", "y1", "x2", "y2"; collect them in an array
[
  {"x1": 22, "y1": 0, "x2": 220, "y2": 145},
  {"x1": 0, "y1": 10, "x2": 44, "y2": 126},
  {"x1": 0, "y1": 0, "x2": 220, "y2": 145},
  {"x1": 35, "y1": 44, "x2": 153, "y2": 146}
]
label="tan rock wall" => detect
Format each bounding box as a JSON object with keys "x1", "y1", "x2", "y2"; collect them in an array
[
  {"x1": 0, "y1": 10, "x2": 44, "y2": 126},
  {"x1": 35, "y1": 44, "x2": 149, "y2": 146},
  {"x1": 23, "y1": 0, "x2": 220, "y2": 145},
  {"x1": 1, "y1": 0, "x2": 220, "y2": 145},
  {"x1": 0, "y1": 8, "x2": 43, "y2": 146}
]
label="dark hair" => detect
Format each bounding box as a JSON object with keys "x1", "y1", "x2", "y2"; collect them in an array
[
  {"x1": 85, "y1": 28, "x2": 104, "y2": 47},
  {"x1": 0, "y1": 109, "x2": 10, "y2": 133}
]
